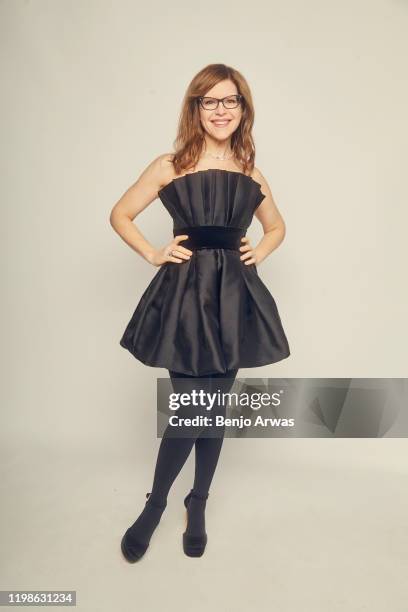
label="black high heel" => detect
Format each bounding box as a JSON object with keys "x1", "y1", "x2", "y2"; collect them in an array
[
  {"x1": 183, "y1": 489, "x2": 209, "y2": 557},
  {"x1": 121, "y1": 492, "x2": 166, "y2": 563}
]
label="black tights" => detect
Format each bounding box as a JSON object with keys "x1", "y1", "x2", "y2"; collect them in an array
[
  {"x1": 148, "y1": 368, "x2": 239, "y2": 506},
  {"x1": 122, "y1": 368, "x2": 238, "y2": 560}
]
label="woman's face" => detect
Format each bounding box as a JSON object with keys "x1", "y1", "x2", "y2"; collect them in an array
[{"x1": 198, "y1": 79, "x2": 243, "y2": 143}]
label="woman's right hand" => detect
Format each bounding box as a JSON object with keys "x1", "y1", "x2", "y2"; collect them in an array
[{"x1": 149, "y1": 235, "x2": 193, "y2": 267}]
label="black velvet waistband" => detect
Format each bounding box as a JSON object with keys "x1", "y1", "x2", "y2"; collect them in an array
[{"x1": 173, "y1": 226, "x2": 246, "y2": 251}]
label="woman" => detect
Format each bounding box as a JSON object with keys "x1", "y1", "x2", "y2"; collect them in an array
[{"x1": 110, "y1": 63, "x2": 290, "y2": 561}]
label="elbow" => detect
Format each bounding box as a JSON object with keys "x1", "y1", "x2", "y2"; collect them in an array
[
  {"x1": 109, "y1": 210, "x2": 117, "y2": 231},
  {"x1": 267, "y1": 220, "x2": 286, "y2": 242},
  {"x1": 109, "y1": 206, "x2": 122, "y2": 230},
  {"x1": 109, "y1": 208, "x2": 134, "y2": 234}
]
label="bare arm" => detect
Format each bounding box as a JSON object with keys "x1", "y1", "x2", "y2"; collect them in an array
[
  {"x1": 109, "y1": 154, "x2": 192, "y2": 267},
  {"x1": 240, "y1": 167, "x2": 287, "y2": 267}
]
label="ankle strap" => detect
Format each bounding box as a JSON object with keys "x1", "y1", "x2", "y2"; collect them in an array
[{"x1": 189, "y1": 489, "x2": 209, "y2": 501}]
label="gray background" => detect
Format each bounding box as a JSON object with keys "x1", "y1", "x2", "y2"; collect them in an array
[{"x1": 1, "y1": 0, "x2": 407, "y2": 610}]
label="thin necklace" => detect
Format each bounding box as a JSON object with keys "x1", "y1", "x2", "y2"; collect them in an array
[{"x1": 203, "y1": 149, "x2": 234, "y2": 161}]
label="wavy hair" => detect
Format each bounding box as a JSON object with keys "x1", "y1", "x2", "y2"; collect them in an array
[{"x1": 171, "y1": 64, "x2": 257, "y2": 177}]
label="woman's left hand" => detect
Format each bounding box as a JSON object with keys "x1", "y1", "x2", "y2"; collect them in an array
[{"x1": 239, "y1": 236, "x2": 259, "y2": 266}]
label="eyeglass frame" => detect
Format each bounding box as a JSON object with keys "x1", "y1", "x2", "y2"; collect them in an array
[{"x1": 197, "y1": 94, "x2": 244, "y2": 110}]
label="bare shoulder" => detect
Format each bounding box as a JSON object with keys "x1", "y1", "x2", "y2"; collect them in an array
[
  {"x1": 250, "y1": 166, "x2": 286, "y2": 230},
  {"x1": 250, "y1": 167, "x2": 273, "y2": 205},
  {"x1": 250, "y1": 166, "x2": 267, "y2": 190},
  {"x1": 124, "y1": 153, "x2": 176, "y2": 199},
  {"x1": 138, "y1": 152, "x2": 175, "y2": 191},
  {"x1": 157, "y1": 152, "x2": 176, "y2": 175},
  {"x1": 251, "y1": 166, "x2": 278, "y2": 209}
]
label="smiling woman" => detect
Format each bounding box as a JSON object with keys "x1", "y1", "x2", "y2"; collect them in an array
[{"x1": 110, "y1": 62, "x2": 290, "y2": 563}]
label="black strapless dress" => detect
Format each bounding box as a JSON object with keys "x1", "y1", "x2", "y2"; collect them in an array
[{"x1": 119, "y1": 169, "x2": 290, "y2": 375}]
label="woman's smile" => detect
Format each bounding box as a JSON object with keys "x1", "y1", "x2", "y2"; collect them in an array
[{"x1": 212, "y1": 119, "x2": 231, "y2": 127}]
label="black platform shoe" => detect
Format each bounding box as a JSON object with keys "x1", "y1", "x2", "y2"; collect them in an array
[
  {"x1": 183, "y1": 489, "x2": 209, "y2": 557},
  {"x1": 121, "y1": 492, "x2": 166, "y2": 563}
]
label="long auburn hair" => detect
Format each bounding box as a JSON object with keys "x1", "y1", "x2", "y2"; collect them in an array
[{"x1": 171, "y1": 64, "x2": 257, "y2": 177}]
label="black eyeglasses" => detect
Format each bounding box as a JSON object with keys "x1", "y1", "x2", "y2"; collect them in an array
[{"x1": 197, "y1": 94, "x2": 243, "y2": 111}]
